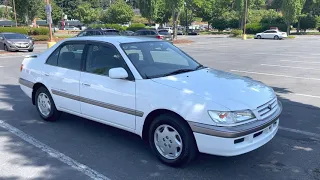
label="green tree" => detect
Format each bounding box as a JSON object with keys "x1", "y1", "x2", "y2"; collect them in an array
[
  {"x1": 15, "y1": 0, "x2": 44, "y2": 24},
  {"x1": 281, "y1": 0, "x2": 305, "y2": 34},
  {"x1": 179, "y1": 9, "x2": 195, "y2": 27},
  {"x1": 164, "y1": 0, "x2": 184, "y2": 39},
  {"x1": 102, "y1": 0, "x2": 134, "y2": 24},
  {"x1": 74, "y1": 3, "x2": 101, "y2": 25},
  {"x1": 55, "y1": 0, "x2": 82, "y2": 19},
  {"x1": 300, "y1": 14, "x2": 317, "y2": 31},
  {"x1": 137, "y1": 0, "x2": 158, "y2": 24},
  {"x1": 154, "y1": 0, "x2": 171, "y2": 25},
  {"x1": 39, "y1": 0, "x2": 64, "y2": 25}
]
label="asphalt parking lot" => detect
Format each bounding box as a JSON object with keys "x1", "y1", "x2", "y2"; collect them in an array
[{"x1": 0, "y1": 37, "x2": 320, "y2": 180}]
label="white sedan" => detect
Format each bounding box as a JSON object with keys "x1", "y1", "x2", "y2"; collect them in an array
[
  {"x1": 19, "y1": 36, "x2": 282, "y2": 166},
  {"x1": 255, "y1": 30, "x2": 288, "y2": 40}
]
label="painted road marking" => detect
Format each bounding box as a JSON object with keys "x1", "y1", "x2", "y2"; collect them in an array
[
  {"x1": 230, "y1": 70, "x2": 320, "y2": 81},
  {"x1": 0, "y1": 66, "x2": 3, "y2": 67},
  {"x1": 294, "y1": 93, "x2": 320, "y2": 99},
  {"x1": 0, "y1": 120, "x2": 110, "y2": 180},
  {"x1": 261, "y1": 64, "x2": 319, "y2": 70},
  {"x1": 280, "y1": 60, "x2": 320, "y2": 64},
  {"x1": 279, "y1": 126, "x2": 320, "y2": 139}
]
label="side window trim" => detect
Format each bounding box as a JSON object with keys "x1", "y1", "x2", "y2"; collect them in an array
[
  {"x1": 45, "y1": 46, "x2": 61, "y2": 66},
  {"x1": 84, "y1": 40, "x2": 135, "y2": 81}
]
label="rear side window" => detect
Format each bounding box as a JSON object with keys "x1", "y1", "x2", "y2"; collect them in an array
[
  {"x1": 148, "y1": 31, "x2": 157, "y2": 35},
  {"x1": 57, "y1": 43, "x2": 85, "y2": 71},
  {"x1": 158, "y1": 31, "x2": 170, "y2": 35},
  {"x1": 104, "y1": 30, "x2": 119, "y2": 35},
  {"x1": 46, "y1": 48, "x2": 59, "y2": 66}
]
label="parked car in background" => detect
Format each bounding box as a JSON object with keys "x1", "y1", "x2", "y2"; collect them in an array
[
  {"x1": 158, "y1": 29, "x2": 173, "y2": 43},
  {"x1": 65, "y1": 26, "x2": 80, "y2": 30},
  {"x1": 19, "y1": 36, "x2": 282, "y2": 166},
  {"x1": 177, "y1": 30, "x2": 184, "y2": 35},
  {"x1": 76, "y1": 28, "x2": 120, "y2": 37},
  {"x1": 120, "y1": 30, "x2": 135, "y2": 36},
  {"x1": 159, "y1": 27, "x2": 173, "y2": 34},
  {"x1": 255, "y1": 30, "x2": 287, "y2": 40},
  {"x1": 132, "y1": 29, "x2": 172, "y2": 43},
  {"x1": 188, "y1": 29, "x2": 200, "y2": 35},
  {"x1": 0, "y1": 33, "x2": 34, "y2": 52}
]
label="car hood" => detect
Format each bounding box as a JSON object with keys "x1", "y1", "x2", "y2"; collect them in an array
[
  {"x1": 152, "y1": 68, "x2": 275, "y2": 110},
  {"x1": 7, "y1": 39, "x2": 30, "y2": 43}
]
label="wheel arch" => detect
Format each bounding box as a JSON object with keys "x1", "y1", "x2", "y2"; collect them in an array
[
  {"x1": 142, "y1": 109, "x2": 194, "y2": 142},
  {"x1": 32, "y1": 82, "x2": 48, "y2": 105}
]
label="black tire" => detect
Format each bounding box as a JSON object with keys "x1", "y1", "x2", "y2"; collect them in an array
[
  {"x1": 257, "y1": 35, "x2": 261, "y2": 39},
  {"x1": 35, "y1": 87, "x2": 61, "y2": 121},
  {"x1": 4, "y1": 44, "x2": 8, "y2": 51},
  {"x1": 148, "y1": 113, "x2": 198, "y2": 167},
  {"x1": 28, "y1": 49, "x2": 33, "y2": 52},
  {"x1": 274, "y1": 35, "x2": 279, "y2": 40}
]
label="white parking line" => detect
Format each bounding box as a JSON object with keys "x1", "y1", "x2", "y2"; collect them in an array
[
  {"x1": 0, "y1": 66, "x2": 3, "y2": 68},
  {"x1": 230, "y1": 70, "x2": 320, "y2": 81},
  {"x1": 0, "y1": 120, "x2": 110, "y2": 180},
  {"x1": 294, "y1": 93, "x2": 320, "y2": 99},
  {"x1": 280, "y1": 60, "x2": 320, "y2": 64},
  {"x1": 261, "y1": 64, "x2": 319, "y2": 70},
  {"x1": 279, "y1": 126, "x2": 320, "y2": 139}
]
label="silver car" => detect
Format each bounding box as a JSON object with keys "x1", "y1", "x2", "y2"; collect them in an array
[{"x1": 0, "y1": 33, "x2": 34, "y2": 52}]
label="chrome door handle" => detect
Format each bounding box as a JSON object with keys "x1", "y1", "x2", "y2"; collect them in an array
[{"x1": 82, "y1": 83, "x2": 91, "y2": 87}]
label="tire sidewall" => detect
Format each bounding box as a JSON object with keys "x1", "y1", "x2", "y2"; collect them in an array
[
  {"x1": 257, "y1": 35, "x2": 261, "y2": 39},
  {"x1": 148, "y1": 114, "x2": 196, "y2": 166},
  {"x1": 35, "y1": 87, "x2": 55, "y2": 120},
  {"x1": 275, "y1": 35, "x2": 279, "y2": 40}
]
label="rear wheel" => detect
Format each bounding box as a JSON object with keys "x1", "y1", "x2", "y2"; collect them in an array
[
  {"x1": 35, "y1": 87, "x2": 61, "y2": 121},
  {"x1": 148, "y1": 114, "x2": 198, "y2": 167},
  {"x1": 274, "y1": 35, "x2": 279, "y2": 40}
]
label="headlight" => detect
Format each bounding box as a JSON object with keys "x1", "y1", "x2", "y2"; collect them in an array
[
  {"x1": 7, "y1": 40, "x2": 13, "y2": 44},
  {"x1": 208, "y1": 110, "x2": 256, "y2": 126}
]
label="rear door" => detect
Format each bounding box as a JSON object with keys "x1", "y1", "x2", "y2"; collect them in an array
[{"x1": 43, "y1": 41, "x2": 86, "y2": 113}]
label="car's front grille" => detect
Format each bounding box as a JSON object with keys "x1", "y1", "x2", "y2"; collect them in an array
[
  {"x1": 257, "y1": 97, "x2": 279, "y2": 118},
  {"x1": 15, "y1": 43, "x2": 29, "y2": 48}
]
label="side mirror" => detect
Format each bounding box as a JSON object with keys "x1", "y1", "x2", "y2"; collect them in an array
[{"x1": 109, "y1": 67, "x2": 128, "y2": 79}]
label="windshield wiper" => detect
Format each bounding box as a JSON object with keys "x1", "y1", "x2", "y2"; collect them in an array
[
  {"x1": 194, "y1": 64, "x2": 206, "y2": 70},
  {"x1": 164, "y1": 69, "x2": 194, "y2": 76}
]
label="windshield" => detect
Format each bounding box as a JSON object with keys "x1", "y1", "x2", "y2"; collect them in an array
[
  {"x1": 158, "y1": 31, "x2": 170, "y2": 35},
  {"x1": 4, "y1": 34, "x2": 27, "y2": 39},
  {"x1": 121, "y1": 41, "x2": 202, "y2": 79}
]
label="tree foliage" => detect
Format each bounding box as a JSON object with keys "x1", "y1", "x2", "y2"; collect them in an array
[
  {"x1": 74, "y1": 3, "x2": 101, "y2": 25},
  {"x1": 14, "y1": 0, "x2": 44, "y2": 23},
  {"x1": 38, "y1": 0, "x2": 63, "y2": 25},
  {"x1": 137, "y1": 0, "x2": 158, "y2": 23},
  {"x1": 154, "y1": 0, "x2": 171, "y2": 25},
  {"x1": 102, "y1": 0, "x2": 134, "y2": 24},
  {"x1": 281, "y1": 0, "x2": 305, "y2": 34}
]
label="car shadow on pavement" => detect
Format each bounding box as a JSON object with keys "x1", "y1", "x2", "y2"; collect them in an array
[{"x1": 0, "y1": 84, "x2": 319, "y2": 180}]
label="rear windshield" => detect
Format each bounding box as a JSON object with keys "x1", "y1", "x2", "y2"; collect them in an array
[
  {"x1": 158, "y1": 31, "x2": 170, "y2": 35},
  {"x1": 103, "y1": 30, "x2": 119, "y2": 35}
]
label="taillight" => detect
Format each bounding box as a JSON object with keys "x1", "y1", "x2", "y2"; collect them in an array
[
  {"x1": 20, "y1": 64, "x2": 23, "y2": 72},
  {"x1": 156, "y1": 35, "x2": 163, "y2": 39}
]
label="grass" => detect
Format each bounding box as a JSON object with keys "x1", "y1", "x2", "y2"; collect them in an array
[
  {"x1": 290, "y1": 32, "x2": 320, "y2": 35},
  {"x1": 231, "y1": 34, "x2": 255, "y2": 39},
  {"x1": 287, "y1": 35, "x2": 296, "y2": 39},
  {"x1": 200, "y1": 31, "x2": 231, "y2": 35}
]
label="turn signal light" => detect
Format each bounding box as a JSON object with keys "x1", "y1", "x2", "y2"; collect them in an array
[{"x1": 20, "y1": 64, "x2": 23, "y2": 72}]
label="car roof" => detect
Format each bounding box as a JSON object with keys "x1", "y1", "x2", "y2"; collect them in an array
[{"x1": 68, "y1": 36, "x2": 161, "y2": 44}]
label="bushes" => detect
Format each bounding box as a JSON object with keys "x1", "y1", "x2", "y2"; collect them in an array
[
  {"x1": 0, "y1": 27, "x2": 29, "y2": 34},
  {"x1": 29, "y1": 27, "x2": 49, "y2": 35},
  {"x1": 246, "y1": 23, "x2": 287, "y2": 34},
  {"x1": 31, "y1": 35, "x2": 49, "y2": 41},
  {"x1": 0, "y1": 27, "x2": 49, "y2": 35},
  {"x1": 231, "y1": 29, "x2": 243, "y2": 37},
  {"x1": 127, "y1": 23, "x2": 146, "y2": 32},
  {"x1": 246, "y1": 23, "x2": 263, "y2": 34}
]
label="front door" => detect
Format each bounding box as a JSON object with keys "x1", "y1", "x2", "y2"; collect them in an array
[
  {"x1": 80, "y1": 42, "x2": 137, "y2": 130},
  {"x1": 43, "y1": 41, "x2": 86, "y2": 113}
]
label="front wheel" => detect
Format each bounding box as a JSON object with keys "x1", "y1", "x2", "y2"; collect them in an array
[
  {"x1": 4, "y1": 44, "x2": 8, "y2": 51},
  {"x1": 28, "y1": 49, "x2": 33, "y2": 52},
  {"x1": 35, "y1": 87, "x2": 61, "y2": 121},
  {"x1": 274, "y1": 35, "x2": 279, "y2": 40},
  {"x1": 148, "y1": 114, "x2": 198, "y2": 167},
  {"x1": 257, "y1": 35, "x2": 261, "y2": 39}
]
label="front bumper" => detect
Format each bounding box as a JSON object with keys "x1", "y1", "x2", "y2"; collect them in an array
[
  {"x1": 189, "y1": 101, "x2": 282, "y2": 156},
  {"x1": 7, "y1": 43, "x2": 34, "y2": 51}
]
